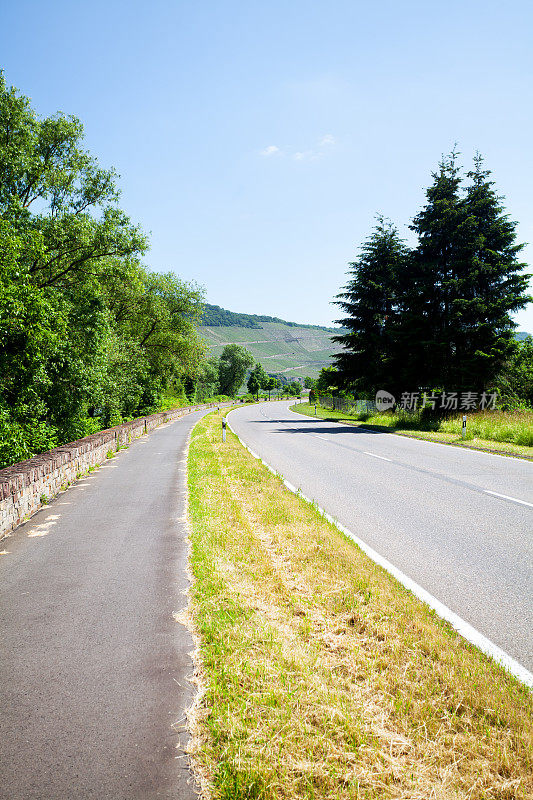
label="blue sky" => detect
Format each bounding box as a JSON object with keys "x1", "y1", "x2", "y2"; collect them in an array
[{"x1": 1, "y1": 0, "x2": 532, "y2": 330}]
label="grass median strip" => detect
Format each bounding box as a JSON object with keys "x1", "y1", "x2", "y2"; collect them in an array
[{"x1": 187, "y1": 410, "x2": 532, "y2": 800}]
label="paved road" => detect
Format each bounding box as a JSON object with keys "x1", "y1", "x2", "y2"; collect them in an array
[
  {"x1": 0, "y1": 412, "x2": 206, "y2": 800},
  {"x1": 229, "y1": 401, "x2": 533, "y2": 671}
]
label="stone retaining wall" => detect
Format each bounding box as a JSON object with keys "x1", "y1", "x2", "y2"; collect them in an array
[{"x1": 0, "y1": 403, "x2": 227, "y2": 540}]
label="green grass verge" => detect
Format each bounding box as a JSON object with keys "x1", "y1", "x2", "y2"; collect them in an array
[
  {"x1": 187, "y1": 410, "x2": 533, "y2": 800},
  {"x1": 293, "y1": 403, "x2": 533, "y2": 460}
]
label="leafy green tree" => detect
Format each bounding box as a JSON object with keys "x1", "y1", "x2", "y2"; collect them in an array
[
  {"x1": 316, "y1": 366, "x2": 341, "y2": 396},
  {"x1": 0, "y1": 73, "x2": 207, "y2": 466},
  {"x1": 265, "y1": 376, "x2": 277, "y2": 399},
  {"x1": 247, "y1": 362, "x2": 268, "y2": 399},
  {"x1": 0, "y1": 74, "x2": 147, "y2": 288},
  {"x1": 194, "y1": 357, "x2": 221, "y2": 401},
  {"x1": 218, "y1": 344, "x2": 254, "y2": 396},
  {"x1": 247, "y1": 371, "x2": 260, "y2": 399},
  {"x1": 0, "y1": 72, "x2": 148, "y2": 439},
  {"x1": 304, "y1": 376, "x2": 316, "y2": 389},
  {"x1": 286, "y1": 381, "x2": 302, "y2": 397},
  {"x1": 496, "y1": 336, "x2": 533, "y2": 407}
]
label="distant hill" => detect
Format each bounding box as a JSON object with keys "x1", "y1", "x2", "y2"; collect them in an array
[
  {"x1": 201, "y1": 303, "x2": 338, "y2": 332},
  {"x1": 515, "y1": 331, "x2": 532, "y2": 341},
  {"x1": 199, "y1": 303, "x2": 344, "y2": 380}
]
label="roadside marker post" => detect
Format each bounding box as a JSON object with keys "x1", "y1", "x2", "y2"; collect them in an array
[
  {"x1": 222, "y1": 417, "x2": 227, "y2": 443},
  {"x1": 314, "y1": 404, "x2": 317, "y2": 415},
  {"x1": 462, "y1": 415, "x2": 467, "y2": 438}
]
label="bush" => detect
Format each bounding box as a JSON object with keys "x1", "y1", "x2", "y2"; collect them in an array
[{"x1": 0, "y1": 410, "x2": 59, "y2": 469}]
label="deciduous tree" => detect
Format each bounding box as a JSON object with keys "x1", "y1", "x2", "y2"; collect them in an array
[{"x1": 218, "y1": 344, "x2": 254, "y2": 396}]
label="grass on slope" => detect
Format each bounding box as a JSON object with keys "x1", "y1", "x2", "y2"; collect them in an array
[
  {"x1": 187, "y1": 410, "x2": 532, "y2": 800},
  {"x1": 295, "y1": 403, "x2": 533, "y2": 459}
]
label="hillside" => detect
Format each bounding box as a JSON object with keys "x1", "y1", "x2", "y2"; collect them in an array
[{"x1": 199, "y1": 304, "x2": 344, "y2": 379}]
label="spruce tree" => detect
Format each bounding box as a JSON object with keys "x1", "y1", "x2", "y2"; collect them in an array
[
  {"x1": 333, "y1": 217, "x2": 409, "y2": 394},
  {"x1": 332, "y1": 152, "x2": 530, "y2": 401},
  {"x1": 450, "y1": 155, "x2": 531, "y2": 391},
  {"x1": 405, "y1": 150, "x2": 465, "y2": 389},
  {"x1": 407, "y1": 152, "x2": 530, "y2": 393}
]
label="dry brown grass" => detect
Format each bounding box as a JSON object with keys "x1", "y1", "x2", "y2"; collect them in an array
[{"x1": 187, "y1": 411, "x2": 533, "y2": 800}]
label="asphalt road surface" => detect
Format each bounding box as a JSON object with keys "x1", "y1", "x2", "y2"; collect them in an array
[
  {"x1": 0, "y1": 411, "x2": 207, "y2": 800},
  {"x1": 229, "y1": 401, "x2": 533, "y2": 672}
]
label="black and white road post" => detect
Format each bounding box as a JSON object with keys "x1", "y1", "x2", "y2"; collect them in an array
[
  {"x1": 462, "y1": 415, "x2": 467, "y2": 438},
  {"x1": 222, "y1": 417, "x2": 227, "y2": 443}
]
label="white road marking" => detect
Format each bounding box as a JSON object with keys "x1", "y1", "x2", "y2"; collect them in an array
[
  {"x1": 484, "y1": 490, "x2": 533, "y2": 509},
  {"x1": 226, "y1": 410, "x2": 533, "y2": 689},
  {"x1": 364, "y1": 451, "x2": 392, "y2": 462}
]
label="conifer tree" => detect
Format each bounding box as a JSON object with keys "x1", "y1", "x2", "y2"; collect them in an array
[
  {"x1": 331, "y1": 152, "x2": 531, "y2": 400},
  {"x1": 333, "y1": 217, "x2": 409, "y2": 393},
  {"x1": 450, "y1": 155, "x2": 531, "y2": 391},
  {"x1": 406, "y1": 152, "x2": 530, "y2": 392},
  {"x1": 404, "y1": 150, "x2": 465, "y2": 389}
]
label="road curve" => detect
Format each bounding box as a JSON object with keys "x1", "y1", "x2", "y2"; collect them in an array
[
  {"x1": 229, "y1": 401, "x2": 533, "y2": 671},
  {"x1": 0, "y1": 411, "x2": 206, "y2": 800}
]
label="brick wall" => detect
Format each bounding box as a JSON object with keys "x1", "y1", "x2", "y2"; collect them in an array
[{"x1": 0, "y1": 403, "x2": 228, "y2": 540}]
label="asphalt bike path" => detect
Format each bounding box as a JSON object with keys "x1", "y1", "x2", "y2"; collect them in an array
[{"x1": 0, "y1": 410, "x2": 208, "y2": 800}]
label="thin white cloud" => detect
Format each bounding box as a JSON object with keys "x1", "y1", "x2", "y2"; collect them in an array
[
  {"x1": 260, "y1": 137, "x2": 335, "y2": 162},
  {"x1": 293, "y1": 149, "x2": 320, "y2": 162},
  {"x1": 260, "y1": 145, "x2": 280, "y2": 156}
]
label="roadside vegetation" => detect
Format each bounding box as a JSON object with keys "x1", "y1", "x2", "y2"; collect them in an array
[
  {"x1": 293, "y1": 402, "x2": 533, "y2": 458},
  {"x1": 331, "y1": 154, "x2": 531, "y2": 402},
  {"x1": 0, "y1": 73, "x2": 213, "y2": 469},
  {"x1": 187, "y1": 410, "x2": 533, "y2": 800},
  {"x1": 156, "y1": 391, "x2": 231, "y2": 412},
  {"x1": 0, "y1": 74, "x2": 290, "y2": 470}
]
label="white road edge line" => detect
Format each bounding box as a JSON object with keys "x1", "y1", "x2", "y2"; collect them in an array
[
  {"x1": 483, "y1": 490, "x2": 533, "y2": 509},
  {"x1": 226, "y1": 410, "x2": 533, "y2": 689},
  {"x1": 364, "y1": 451, "x2": 392, "y2": 462}
]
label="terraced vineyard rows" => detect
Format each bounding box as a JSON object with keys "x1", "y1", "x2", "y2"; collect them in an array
[{"x1": 199, "y1": 319, "x2": 343, "y2": 378}]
